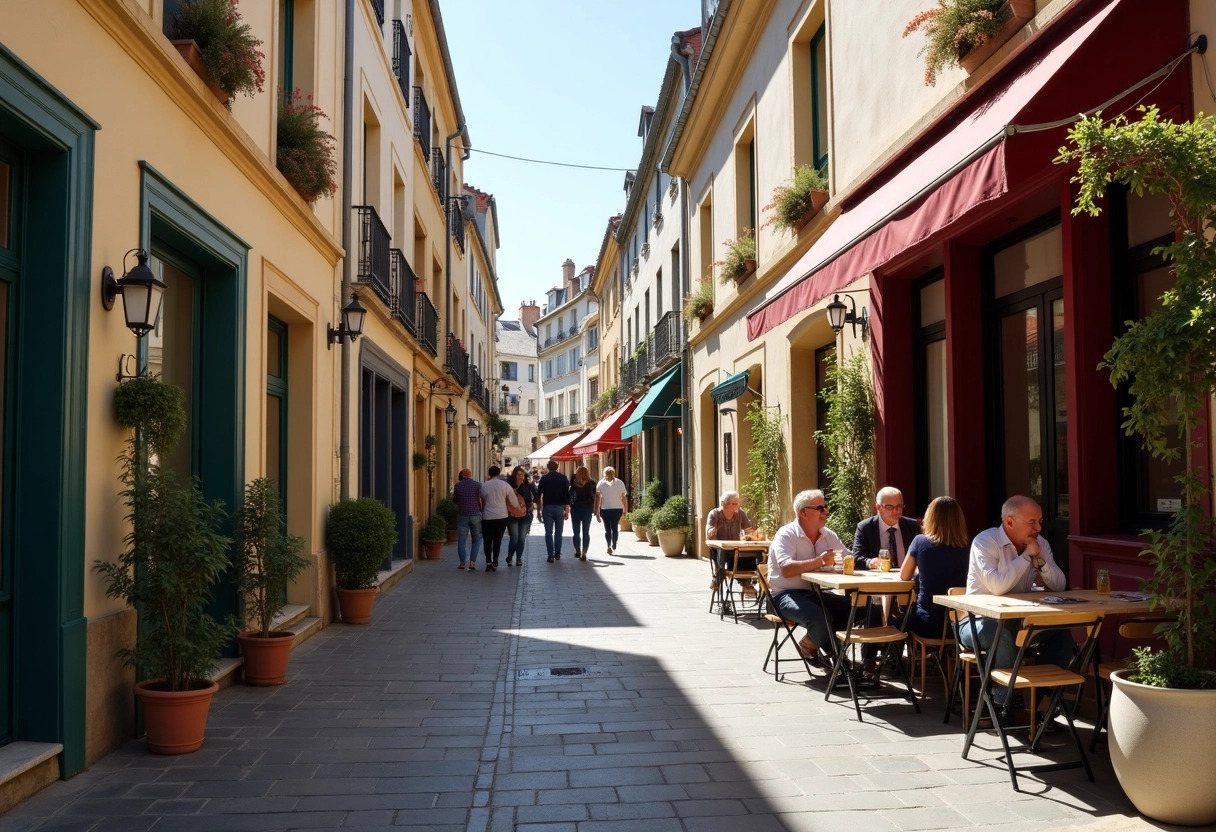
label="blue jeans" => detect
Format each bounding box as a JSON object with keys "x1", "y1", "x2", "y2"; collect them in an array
[
  {"x1": 542, "y1": 505, "x2": 566, "y2": 556},
  {"x1": 957, "y1": 615, "x2": 1075, "y2": 703},
  {"x1": 457, "y1": 515, "x2": 482, "y2": 564},
  {"x1": 570, "y1": 508, "x2": 592, "y2": 554},
  {"x1": 772, "y1": 588, "x2": 851, "y2": 655},
  {"x1": 507, "y1": 516, "x2": 531, "y2": 561},
  {"x1": 600, "y1": 509, "x2": 623, "y2": 548}
]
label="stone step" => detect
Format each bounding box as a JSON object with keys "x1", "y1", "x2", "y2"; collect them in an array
[{"x1": 0, "y1": 742, "x2": 62, "y2": 813}]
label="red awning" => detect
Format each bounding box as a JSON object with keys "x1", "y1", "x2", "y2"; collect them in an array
[
  {"x1": 572, "y1": 400, "x2": 637, "y2": 456},
  {"x1": 746, "y1": 0, "x2": 1122, "y2": 341},
  {"x1": 527, "y1": 430, "x2": 589, "y2": 463}
]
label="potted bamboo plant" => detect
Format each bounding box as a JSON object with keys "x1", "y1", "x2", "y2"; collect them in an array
[
  {"x1": 233, "y1": 478, "x2": 309, "y2": 686},
  {"x1": 1058, "y1": 106, "x2": 1216, "y2": 826},
  {"x1": 95, "y1": 375, "x2": 235, "y2": 754},
  {"x1": 326, "y1": 497, "x2": 397, "y2": 624},
  {"x1": 169, "y1": 0, "x2": 266, "y2": 107}
]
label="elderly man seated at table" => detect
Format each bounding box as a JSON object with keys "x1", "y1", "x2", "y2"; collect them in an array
[
  {"x1": 768, "y1": 489, "x2": 852, "y2": 664},
  {"x1": 706, "y1": 490, "x2": 758, "y2": 599},
  {"x1": 958, "y1": 494, "x2": 1071, "y2": 704}
]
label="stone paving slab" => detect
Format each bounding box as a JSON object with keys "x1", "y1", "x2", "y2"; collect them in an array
[{"x1": 1, "y1": 525, "x2": 1189, "y2": 831}]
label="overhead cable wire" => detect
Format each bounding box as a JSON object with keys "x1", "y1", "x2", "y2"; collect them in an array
[{"x1": 467, "y1": 146, "x2": 634, "y2": 172}]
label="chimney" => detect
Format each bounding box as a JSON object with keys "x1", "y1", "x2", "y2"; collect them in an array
[
  {"x1": 518, "y1": 301, "x2": 540, "y2": 334},
  {"x1": 561, "y1": 258, "x2": 575, "y2": 287}
]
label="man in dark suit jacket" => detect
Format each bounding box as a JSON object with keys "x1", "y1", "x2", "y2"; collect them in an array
[{"x1": 851, "y1": 486, "x2": 922, "y2": 569}]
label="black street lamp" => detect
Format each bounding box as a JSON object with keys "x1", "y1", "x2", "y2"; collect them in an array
[
  {"x1": 101, "y1": 249, "x2": 167, "y2": 338},
  {"x1": 444, "y1": 399, "x2": 457, "y2": 493},
  {"x1": 825, "y1": 293, "x2": 869, "y2": 340}
]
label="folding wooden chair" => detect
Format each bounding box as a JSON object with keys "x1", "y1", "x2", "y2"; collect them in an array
[
  {"x1": 942, "y1": 587, "x2": 981, "y2": 726},
  {"x1": 910, "y1": 609, "x2": 956, "y2": 700},
  {"x1": 718, "y1": 546, "x2": 763, "y2": 623},
  {"x1": 827, "y1": 584, "x2": 920, "y2": 721},
  {"x1": 965, "y1": 611, "x2": 1103, "y2": 792},
  {"x1": 756, "y1": 569, "x2": 817, "y2": 681},
  {"x1": 1089, "y1": 616, "x2": 1171, "y2": 750}
]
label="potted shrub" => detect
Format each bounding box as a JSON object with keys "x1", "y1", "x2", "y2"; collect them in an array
[
  {"x1": 436, "y1": 498, "x2": 459, "y2": 543},
  {"x1": 169, "y1": 0, "x2": 266, "y2": 107},
  {"x1": 627, "y1": 506, "x2": 653, "y2": 541},
  {"x1": 642, "y1": 479, "x2": 665, "y2": 547},
  {"x1": 412, "y1": 450, "x2": 428, "y2": 471},
  {"x1": 326, "y1": 497, "x2": 397, "y2": 624},
  {"x1": 763, "y1": 164, "x2": 829, "y2": 234},
  {"x1": 716, "y1": 229, "x2": 757, "y2": 284},
  {"x1": 233, "y1": 478, "x2": 309, "y2": 686},
  {"x1": 903, "y1": 0, "x2": 1035, "y2": 86},
  {"x1": 683, "y1": 278, "x2": 715, "y2": 326},
  {"x1": 420, "y1": 513, "x2": 448, "y2": 559},
  {"x1": 95, "y1": 375, "x2": 235, "y2": 754},
  {"x1": 277, "y1": 89, "x2": 338, "y2": 204},
  {"x1": 651, "y1": 495, "x2": 690, "y2": 557},
  {"x1": 1057, "y1": 106, "x2": 1216, "y2": 826}
]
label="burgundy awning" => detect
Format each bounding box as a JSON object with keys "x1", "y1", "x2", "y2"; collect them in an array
[{"x1": 573, "y1": 400, "x2": 637, "y2": 456}]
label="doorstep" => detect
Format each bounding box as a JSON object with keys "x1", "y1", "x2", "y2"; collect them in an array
[{"x1": 0, "y1": 741, "x2": 62, "y2": 813}]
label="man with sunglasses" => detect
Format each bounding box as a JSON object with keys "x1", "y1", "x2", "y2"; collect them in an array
[{"x1": 767, "y1": 490, "x2": 852, "y2": 665}]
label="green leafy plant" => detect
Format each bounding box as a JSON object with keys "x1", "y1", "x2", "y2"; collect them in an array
[
  {"x1": 627, "y1": 506, "x2": 654, "y2": 527},
  {"x1": 486, "y1": 411, "x2": 511, "y2": 448},
  {"x1": 740, "y1": 400, "x2": 787, "y2": 537},
  {"x1": 412, "y1": 450, "x2": 428, "y2": 470},
  {"x1": 171, "y1": 0, "x2": 266, "y2": 103},
  {"x1": 650, "y1": 495, "x2": 690, "y2": 533},
  {"x1": 716, "y1": 229, "x2": 757, "y2": 284},
  {"x1": 903, "y1": 0, "x2": 1011, "y2": 86},
  {"x1": 1056, "y1": 106, "x2": 1216, "y2": 685},
  {"x1": 420, "y1": 513, "x2": 448, "y2": 543},
  {"x1": 1127, "y1": 647, "x2": 1215, "y2": 690},
  {"x1": 436, "y1": 498, "x2": 459, "y2": 532},
  {"x1": 815, "y1": 350, "x2": 875, "y2": 547},
  {"x1": 95, "y1": 377, "x2": 235, "y2": 692},
  {"x1": 683, "y1": 278, "x2": 715, "y2": 325},
  {"x1": 234, "y1": 477, "x2": 309, "y2": 639},
  {"x1": 592, "y1": 384, "x2": 617, "y2": 413},
  {"x1": 632, "y1": 335, "x2": 649, "y2": 360},
  {"x1": 326, "y1": 498, "x2": 397, "y2": 589},
  {"x1": 276, "y1": 89, "x2": 337, "y2": 203},
  {"x1": 642, "y1": 479, "x2": 665, "y2": 510},
  {"x1": 763, "y1": 164, "x2": 829, "y2": 232}
]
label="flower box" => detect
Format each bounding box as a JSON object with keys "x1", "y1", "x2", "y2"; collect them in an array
[
  {"x1": 171, "y1": 40, "x2": 229, "y2": 106},
  {"x1": 958, "y1": 0, "x2": 1035, "y2": 74}
]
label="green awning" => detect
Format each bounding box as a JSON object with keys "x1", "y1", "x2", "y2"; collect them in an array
[
  {"x1": 710, "y1": 370, "x2": 750, "y2": 405},
  {"x1": 620, "y1": 365, "x2": 682, "y2": 439}
]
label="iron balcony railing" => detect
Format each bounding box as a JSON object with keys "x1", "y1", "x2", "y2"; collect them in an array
[
  {"x1": 392, "y1": 21, "x2": 410, "y2": 103},
  {"x1": 389, "y1": 248, "x2": 417, "y2": 335},
  {"x1": 445, "y1": 333, "x2": 469, "y2": 386},
  {"x1": 431, "y1": 147, "x2": 446, "y2": 203},
  {"x1": 413, "y1": 86, "x2": 431, "y2": 160},
  {"x1": 650, "y1": 310, "x2": 682, "y2": 373},
  {"x1": 568, "y1": 413, "x2": 582, "y2": 427},
  {"x1": 354, "y1": 206, "x2": 391, "y2": 305},
  {"x1": 417, "y1": 292, "x2": 438, "y2": 356},
  {"x1": 538, "y1": 417, "x2": 563, "y2": 432},
  {"x1": 586, "y1": 408, "x2": 597, "y2": 424},
  {"x1": 370, "y1": 0, "x2": 384, "y2": 28},
  {"x1": 450, "y1": 198, "x2": 465, "y2": 251}
]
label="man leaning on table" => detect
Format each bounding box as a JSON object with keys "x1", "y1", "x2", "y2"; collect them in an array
[
  {"x1": 851, "y1": 486, "x2": 921, "y2": 570},
  {"x1": 767, "y1": 489, "x2": 852, "y2": 665},
  {"x1": 957, "y1": 495, "x2": 1072, "y2": 703}
]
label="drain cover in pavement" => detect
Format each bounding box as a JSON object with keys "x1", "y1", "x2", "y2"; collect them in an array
[{"x1": 517, "y1": 666, "x2": 592, "y2": 679}]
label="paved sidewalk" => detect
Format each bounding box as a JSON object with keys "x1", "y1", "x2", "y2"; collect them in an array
[{"x1": 4, "y1": 525, "x2": 1173, "y2": 831}]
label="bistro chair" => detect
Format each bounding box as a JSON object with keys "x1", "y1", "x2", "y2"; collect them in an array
[
  {"x1": 1089, "y1": 615, "x2": 1172, "y2": 750},
  {"x1": 964, "y1": 611, "x2": 1103, "y2": 793},
  {"x1": 826, "y1": 583, "x2": 920, "y2": 721},
  {"x1": 711, "y1": 545, "x2": 764, "y2": 623},
  {"x1": 943, "y1": 587, "x2": 981, "y2": 727},
  {"x1": 756, "y1": 569, "x2": 817, "y2": 682},
  {"x1": 910, "y1": 608, "x2": 956, "y2": 700}
]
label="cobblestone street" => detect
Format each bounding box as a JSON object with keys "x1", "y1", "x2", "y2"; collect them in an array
[{"x1": 4, "y1": 527, "x2": 1173, "y2": 832}]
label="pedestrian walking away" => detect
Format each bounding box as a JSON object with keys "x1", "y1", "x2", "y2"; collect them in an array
[
  {"x1": 535, "y1": 460, "x2": 570, "y2": 562},
  {"x1": 569, "y1": 466, "x2": 596, "y2": 559},
  {"x1": 451, "y1": 468, "x2": 483, "y2": 570},
  {"x1": 506, "y1": 465, "x2": 536, "y2": 566},
  {"x1": 480, "y1": 465, "x2": 517, "y2": 571},
  {"x1": 595, "y1": 465, "x2": 629, "y2": 555}
]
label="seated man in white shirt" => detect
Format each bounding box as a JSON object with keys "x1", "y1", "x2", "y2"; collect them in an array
[
  {"x1": 957, "y1": 495, "x2": 1071, "y2": 703},
  {"x1": 767, "y1": 489, "x2": 852, "y2": 665}
]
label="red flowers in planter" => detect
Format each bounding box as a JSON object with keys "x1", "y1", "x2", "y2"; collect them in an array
[{"x1": 276, "y1": 89, "x2": 338, "y2": 204}]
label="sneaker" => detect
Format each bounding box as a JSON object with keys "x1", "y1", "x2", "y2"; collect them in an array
[
  {"x1": 547, "y1": 556, "x2": 555, "y2": 563},
  {"x1": 607, "y1": 546, "x2": 614, "y2": 555},
  {"x1": 457, "y1": 562, "x2": 466, "y2": 570},
  {"x1": 506, "y1": 556, "x2": 513, "y2": 565}
]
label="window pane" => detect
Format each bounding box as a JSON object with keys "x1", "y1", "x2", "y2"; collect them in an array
[
  {"x1": 266, "y1": 393, "x2": 282, "y2": 489},
  {"x1": 994, "y1": 225, "x2": 1062, "y2": 298},
  {"x1": 1051, "y1": 299, "x2": 1068, "y2": 518},
  {"x1": 812, "y1": 26, "x2": 828, "y2": 168},
  {"x1": 926, "y1": 338, "x2": 948, "y2": 496},
  {"x1": 149, "y1": 256, "x2": 195, "y2": 474},
  {"x1": 1137, "y1": 266, "x2": 1184, "y2": 512},
  {"x1": 267, "y1": 325, "x2": 281, "y2": 377},
  {"x1": 920, "y1": 279, "x2": 945, "y2": 327},
  {"x1": 1001, "y1": 308, "x2": 1041, "y2": 502}
]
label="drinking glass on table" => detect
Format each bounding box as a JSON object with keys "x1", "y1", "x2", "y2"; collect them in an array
[{"x1": 1096, "y1": 568, "x2": 1111, "y2": 594}]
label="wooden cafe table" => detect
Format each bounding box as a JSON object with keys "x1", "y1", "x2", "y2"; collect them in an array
[
  {"x1": 706, "y1": 539, "x2": 770, "y2": 621},
  {"x1": 802, "y1": 569, "x2": 918, "y2": 717},
  {"x1": 932, "y1": 589, "x2": 1155, "y2": 767}
]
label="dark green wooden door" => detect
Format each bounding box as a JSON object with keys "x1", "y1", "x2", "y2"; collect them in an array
[{"x1": 0, "y1": 140, "x2": 20, "y2": 744}]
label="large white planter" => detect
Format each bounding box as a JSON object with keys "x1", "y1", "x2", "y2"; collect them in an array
[
  {"x1": 1108, "y1": 669, "x2": 1216, "y2": 826},
  {"x1": 656, "y1": 528, "x2": 687, "y2": 557}
]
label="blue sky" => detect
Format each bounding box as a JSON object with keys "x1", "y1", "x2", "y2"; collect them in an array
[{"x1": 440, "y1": 1, "x2": 701, "y2": 319}]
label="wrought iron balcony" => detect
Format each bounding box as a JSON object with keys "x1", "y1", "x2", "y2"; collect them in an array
[
  {"x1": 392, "y1": 21, "x2": 410, "y2": 103},
  {"x1": 431, "y1": 148, "x2": 446, "y2": 203},
  {"x1": 354, "y1": 206, "x2": 391, "y2": 305},
  {"x1": 370, "y1": 0, "x2": 384, "y2": 28},
  {"x1": 416, "y1": 292, "x2": 438, "y2": 356},
  {"x1": 538, "y1": 417, "x2": 563, "y2": 432},
  {"x1": 413, "y1": 86, "x2": 431, "y2": 160},
  {"x1": 445, "y1": 333, "x2": 469, "y2": 386},
  {"x1": 390, "y1": 248, "x2": 417, "y2": 335},
  {"x1": 568, "y1": 413, "x2": 582, "y2": 427},
  {"x1": 449, "y1": 197, "x2": 465, "y2": 251},
  {"x1": 469, "y1": 366, "x2": 490, "y2": 411},
  {"x1": 649, "y1": 310, "x2": 682, "y2": 374}
]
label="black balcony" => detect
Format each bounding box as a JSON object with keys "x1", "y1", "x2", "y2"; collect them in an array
[
  {"x1": 568, "y1": 413, "x2": 582, "y2": 427},
  {"x1": 413, "y1": 86, "x2": 431, "y2": 160},
  {"x1": 417, "y1": 292, "x2": 438, "y2": 356},
  {"x1": 392, "y1": 21, "x2": 410, "y2": 103},
  {"x1": 389, "y1": 249, "x2": 417, "y2": 335},
  {"x1": 370, "y1": 0, "x2": 384, "y2": 27},
  {"x1": 586, "y1": 408, "x2": 597, "y2": 424},
  {"x1": 445, "y1": 333, "x2": 469, "y2": 386},
  {"x1": 431, "y1": 147, "x2": 446, "y2": 203},
  {"x1": 649, "y1": 310, "x2": 682, "y2": 374},
  {"x1": 354, "y1": 206, "x2": 391, "y2": 305},
  {"x1": 449, "y1": 197, "x2": 465, "y2": 251},
  {"x1": 538, "y1": 417, "x2": 563, "y2": 432}
]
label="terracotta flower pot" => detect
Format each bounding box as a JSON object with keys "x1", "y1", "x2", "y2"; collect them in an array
[
  {"x1": 237, "y1": 631, "x2": 294, "y2": 686},
  {"x1": 445, "y1": 529, "x2": 457, "y2": 543},
  {"x1": 957, "y1": 0, "x2": 1035, "y2": 74},
  {"x1": 335, "y1": 586, "x2": 377, "y2": 624},
  {"x1": 170, "y1": 40, "x2": 230, "y2": 106},
  {"x1": 422, "y1": 539, "x2": 444, "y2": 559},
  {"x1": 134, "y1": 679, "x2": 218, "y2": 755}
]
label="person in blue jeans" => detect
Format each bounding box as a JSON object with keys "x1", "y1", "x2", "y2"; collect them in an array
[
  {"x1": 568, "y1": 466, "x2": 596, "y2": 560},
  {"x1": 451, "y1": 469, "x2": 483, "y2": 570},
  {"x1": 506, "y1": 466, "x2": 536, "y2": 565},
  {"x1": 535, "y1": 460, "x2": 570, "y2": 562}
]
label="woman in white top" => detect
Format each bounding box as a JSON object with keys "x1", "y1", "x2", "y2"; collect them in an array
[
  {"x1": 594, "y1": 466, "x2": 630, "y2": 555},
  {"x1": 480, "y1": 466, "x2": 522, "y2": 571}
]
